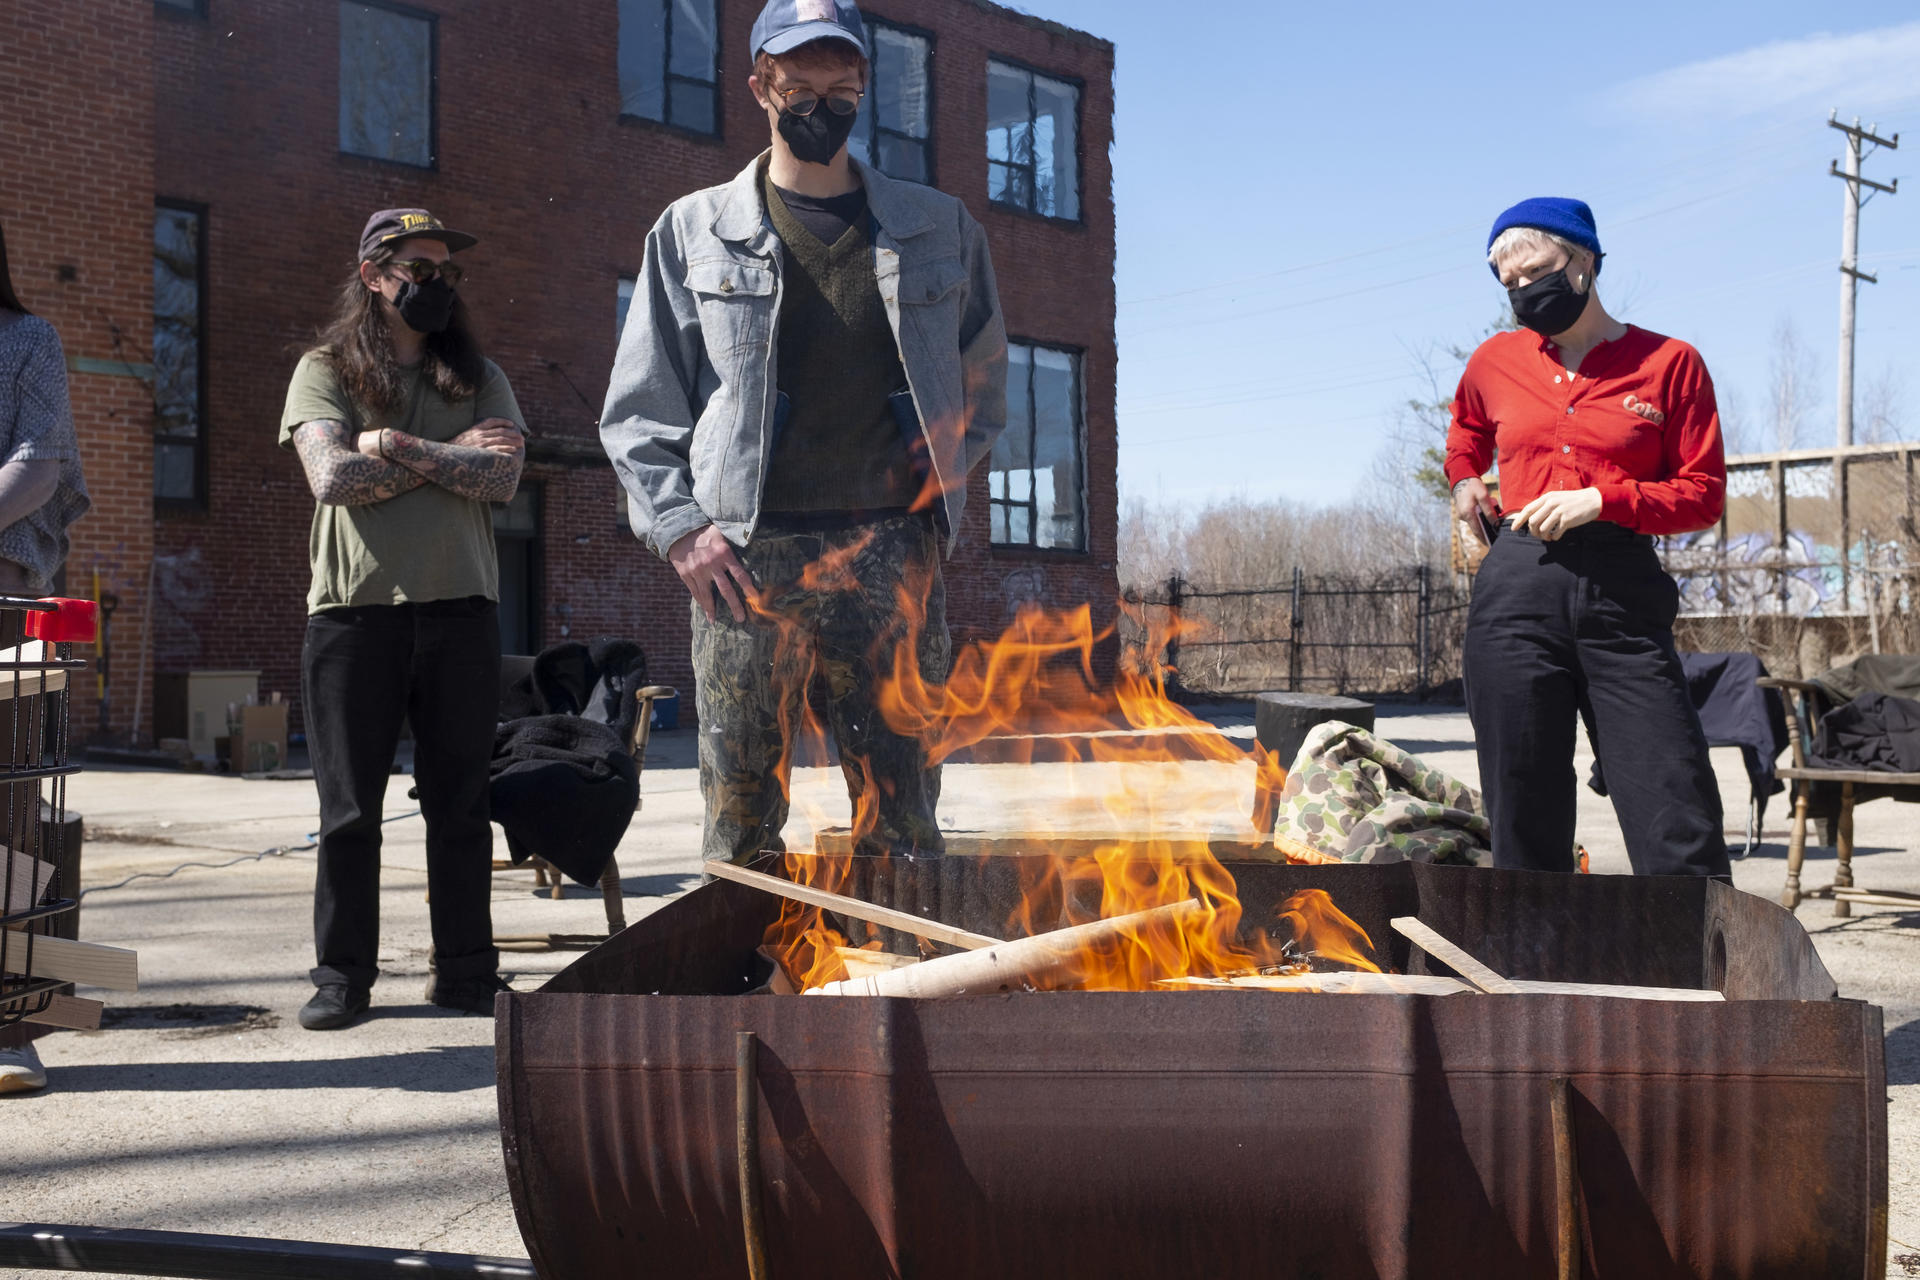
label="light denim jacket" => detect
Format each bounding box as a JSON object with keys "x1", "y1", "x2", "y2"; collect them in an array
[{"x1": 601, "y1": 153, "x2": 1009, "y2": 559}]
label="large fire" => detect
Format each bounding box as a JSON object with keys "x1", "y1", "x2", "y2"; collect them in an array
[{"x1": 752, "y1": 541, "x2": 1375, "y2": 993}]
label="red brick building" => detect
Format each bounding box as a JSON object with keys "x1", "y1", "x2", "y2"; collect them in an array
[{"x1": 3, "y1": 0, "x2": 1116, "y2": 740}]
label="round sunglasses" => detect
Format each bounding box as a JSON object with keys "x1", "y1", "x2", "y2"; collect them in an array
[
  {"x1": 772, "y1": 85, "x2": 864, "y2": 118},
  {"x1": 387, "y1": 258, "x2": 465, "y2": 286}
]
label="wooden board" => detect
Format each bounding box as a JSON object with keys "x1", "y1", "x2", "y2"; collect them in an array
[
  {"x1": 1504, "y1": 979, "x2": 1726, "y2": 1002},
  {"x1": 0, "y1": 641, "x2": 68, "y2": 700},
  {"x1": 15, "y1": 993, "x2": 103, "y2": 1030},
  {"x1": 1158, "y1": 972, "x2": 1472, "y2": 996},
  {"x1": 0, "y1": 931, "x2": 138, "y2": 990},
  {"x1": 1390, "y1": 916, "x2": 1516, "y2": 993},
  {"x1": 707, "y1": 861, "x2": 1002, "y2": 952},
  {"x1": 809, "y1": 830, "x2": 1278, "y2": 861},
  {"x1": 2, "y1": 846, "x2": 54, "y2": 916},
  {"x1": 1391, "y1": 917, "x2": 1724, "y2": 1001},
  {"x1": 834, "y1": 946, "x2": 920, "y2": 979}
]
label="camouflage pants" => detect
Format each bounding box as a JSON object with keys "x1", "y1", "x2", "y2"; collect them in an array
[{"x1": 690, "y1": 513, "x2": 950, "y2": 863}]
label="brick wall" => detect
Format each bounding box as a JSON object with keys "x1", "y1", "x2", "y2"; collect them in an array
[
  {"x1": 0, "y1": 0, "x2": 156, "y2": 741},
  {"x1": 147, "y1": 0, "x2": 1115, "y2": 733}
]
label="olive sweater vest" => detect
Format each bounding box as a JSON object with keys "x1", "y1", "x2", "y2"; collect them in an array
[{"x1": 759, "y1": 174, "x2": 916, "y2": 515}]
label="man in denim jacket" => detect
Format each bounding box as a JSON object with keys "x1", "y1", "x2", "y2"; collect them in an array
[{"x1": 601, "y1": 0, "x2": 1007, "y2": 864}]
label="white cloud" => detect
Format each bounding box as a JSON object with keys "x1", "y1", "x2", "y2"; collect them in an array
[{"x1": 1608, "y1": 21, "x2": 1920, "y2": 121}]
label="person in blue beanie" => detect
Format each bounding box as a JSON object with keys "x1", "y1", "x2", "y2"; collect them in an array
[{"x1": 1446, "y1": 197, "x2": 1731, "y2": 878}]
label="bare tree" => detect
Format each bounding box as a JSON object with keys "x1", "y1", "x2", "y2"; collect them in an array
[
  {"x1": 1718, "y1": 385, "x2": 1760, "y2": 457},
  {"x1": 1767, "y1": 317, "x2": 1817, "y2": 451},
  {"x1": 1857, "y1": 362, "x2": 1906, "y2": 446}
]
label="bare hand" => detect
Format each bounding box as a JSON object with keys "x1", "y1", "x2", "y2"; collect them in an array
[
  {"x1": 1510, "y1": 487, "x2": 1603, "y2": 541},
  {"x1": 452, "y1": 418, "x2": 525, "y2": 456},
  {"x1": 669, "y1": 525, "x2": 756, "y2": 623},
  {"x1": 355, "y1": 430, "x2": 384, "y2": 458},
  {"x1": 1452, "y1": 477, "x2": 1498, "y2": 547}
]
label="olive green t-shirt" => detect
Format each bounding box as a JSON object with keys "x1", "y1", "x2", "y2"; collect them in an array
[{"x1": 278, "y1": 351, "x2": 524, "y2": 614}]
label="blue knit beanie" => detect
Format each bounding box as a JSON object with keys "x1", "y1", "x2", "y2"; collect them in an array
[{"x1": 1486, "y1": 197, "x2": 1603, "y2": 278}]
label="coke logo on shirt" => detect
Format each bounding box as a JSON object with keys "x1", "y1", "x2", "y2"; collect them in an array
[{"x1": 1622, "y1": 394, "x2": 1667, "y2": 427}]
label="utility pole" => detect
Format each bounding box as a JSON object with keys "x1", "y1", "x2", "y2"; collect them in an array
[{"x1": 1829, "y1": 112, "x2": 1898, "y2": 448}]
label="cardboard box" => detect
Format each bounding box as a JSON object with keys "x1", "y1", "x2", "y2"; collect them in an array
[
  {"x1": 155, "y1": 671, "x2": 260, "y2": 758},
  {"x1": 232, "y1": 703, "x2": 288, "y2": 775}
]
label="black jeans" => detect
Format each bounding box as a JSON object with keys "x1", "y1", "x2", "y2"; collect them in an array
[
  {"x1": 1463, "y1": 522, "x2": 1729, "y2": 878},
  {"x1": 302, "y1": 597, "x2": 501, "y2": 990}
]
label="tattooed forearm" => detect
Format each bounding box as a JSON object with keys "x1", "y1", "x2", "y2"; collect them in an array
[
  {"x1": 292, "y1": 420, "x2": 426, "y2": 506},
  {"x1": 381, "y1": 428, "x2": 524, "y2": 503}
]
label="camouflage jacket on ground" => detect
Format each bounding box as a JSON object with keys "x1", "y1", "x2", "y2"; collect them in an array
[{"x1": 1275, "y1": 721, "x2": 1488, "y2": 866}]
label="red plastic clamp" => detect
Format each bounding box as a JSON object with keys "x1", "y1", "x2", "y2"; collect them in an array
[{"x1": 25, "y1": 598, "x2": 98, "y2": 644}]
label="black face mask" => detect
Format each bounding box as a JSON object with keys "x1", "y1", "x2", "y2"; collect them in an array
[
  {"x1": 778, "y1": 105, "x2": 857, "y2": 166},
  {"x1": 392, "y1": 275, "x2": 456, "y2": 334},
  {"x1": 1507, "y1": 269, "x2": 1590, "y2": 337}
]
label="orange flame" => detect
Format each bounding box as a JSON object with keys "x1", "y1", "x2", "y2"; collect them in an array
[{"x1": 754, "y1": 552, "x2": 1381, "y2": 992}]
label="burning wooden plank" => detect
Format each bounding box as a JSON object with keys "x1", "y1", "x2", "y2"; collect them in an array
[
  {"x1": 707, "y1": 860, "x2": 1002, "y2": 952},
  {"x1": 834, "y1": 946, "x2": 919, "y2": 980},
  {"x1": 808, "y1": 900, "x2": 1202, "y2": 997}
]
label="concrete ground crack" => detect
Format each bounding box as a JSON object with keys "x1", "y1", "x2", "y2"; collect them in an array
[{"x1": 416, "y1": 1184, "x2": 513, "y2": 1252}]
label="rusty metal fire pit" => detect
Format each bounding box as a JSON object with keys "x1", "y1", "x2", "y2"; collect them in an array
[{"x1": 495, "y1": 858, "x2": 1885, "y2": 1279}]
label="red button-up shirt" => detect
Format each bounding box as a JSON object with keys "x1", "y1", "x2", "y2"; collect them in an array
[{"x1": 1444, "y1": 325, "x2": 1726, "y2": 535}]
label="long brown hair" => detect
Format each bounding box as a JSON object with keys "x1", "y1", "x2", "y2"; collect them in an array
[
  {"x1": 0, "y1": 221, "x2": 31, "y2": 316},
  {"x1": 311, "y1": 244, "x2": 484, "y2": 413}
]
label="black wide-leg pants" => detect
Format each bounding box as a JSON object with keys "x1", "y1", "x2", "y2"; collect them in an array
[
  {"x1": 301, "y1": 597, "x2": 501, "y2": 990},
  {"x1": 1463, "y1": 521, "x2": 1729, "y2": 878}
]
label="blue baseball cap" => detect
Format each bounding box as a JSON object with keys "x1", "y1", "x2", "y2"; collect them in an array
[
  {"x1": 750, "y1": 0, "x2": 867, "y2": 61},
  {"x1": 1487, "y1": 197, "x2": 1603, "y2": 278}
]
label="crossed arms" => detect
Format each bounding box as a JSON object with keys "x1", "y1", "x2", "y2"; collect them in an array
[{"x1": 292, "y1": 418, "x2": 525, "y2": 506}]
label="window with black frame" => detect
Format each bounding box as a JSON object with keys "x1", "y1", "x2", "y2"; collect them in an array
[
  {"x1": 849, "y1": 17, "x2": 931, "y2": 183},
  {"x1": 616, "y1": 275, "x2": 637, "y2": 343},
  {"x1": 985, "y1": 60, "x2": 1078, "y2": 221},
  {"x1": 492, "y1": 485, "x2": 543, "y2": 656},
  {"x1": 617, "y1": 0, "x2": 720, "y2": 135},
  {"x1": 989, "y1": 342, "x2": 1085, "y2": 551},
  {"x1": 338, "y1": 1, "x2": 435, "y2": 167},
  {"x1": 153, "y1": 202, "x2": 205, "y2": 506}
]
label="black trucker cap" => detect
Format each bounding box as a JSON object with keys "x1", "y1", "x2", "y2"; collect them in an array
[{"x1": 357, "y1": 208, "x2": 478, "y2": 260}]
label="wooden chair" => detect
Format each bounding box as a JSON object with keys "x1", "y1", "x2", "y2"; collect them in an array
[
  {"x1": 1758, "y1": 676, "x2": 1920, "y2": 916},
  {"x1": 491, "y1": 684, "x2": 678, "y2": 951}
]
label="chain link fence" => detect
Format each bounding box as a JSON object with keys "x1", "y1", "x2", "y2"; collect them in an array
[{"x1": 1123, "y1": 566, "x2": 1468, "y2": 699}]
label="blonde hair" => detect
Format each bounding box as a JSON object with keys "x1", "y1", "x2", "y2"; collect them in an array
[{"x1": 1487, "y1": 226, "x2": 1586, "y2": 273}]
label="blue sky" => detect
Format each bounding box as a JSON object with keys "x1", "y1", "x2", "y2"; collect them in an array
[{"x1": 1012, "y1": 0, "x2": 1920, "y2": 509}]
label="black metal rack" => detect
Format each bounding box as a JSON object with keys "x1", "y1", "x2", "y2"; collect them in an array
[{"x1": 0, "y1": 596, "x2": 88, "y2": 1030}]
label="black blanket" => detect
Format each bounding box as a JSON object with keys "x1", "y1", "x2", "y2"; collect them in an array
[
  {"x1": 490, "y1": 640, "x2": 648, "y2": 886},
  {"x1": 1810, "y1": 690, "x2": 1920, "y2": 774}
]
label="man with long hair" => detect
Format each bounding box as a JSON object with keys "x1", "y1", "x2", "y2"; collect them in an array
[
  {"x1": 0, "y1": 219, "x2": 91, "y2": 1093},
  {"x1": 281, "y1": 209, "x2": 524, "y2": 1030},
  {"x1": 602, "y1": 0, "x2": 1007, "y2": 866}
]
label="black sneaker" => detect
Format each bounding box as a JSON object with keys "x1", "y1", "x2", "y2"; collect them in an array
[
  {"x1": 298, "y1": 984, "x2": 370, "y2": 1031},
  {"x1": 424, "y1": 972, "x2": 512, "y2": 1016}
]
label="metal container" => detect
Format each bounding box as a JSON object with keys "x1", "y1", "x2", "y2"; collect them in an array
[{"x1": 496, "y1": 860, "x2": 1886, "y2": 1279}]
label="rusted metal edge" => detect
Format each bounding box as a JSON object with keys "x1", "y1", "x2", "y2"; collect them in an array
[
  {"x1": 494, "y1": 1001, "x2": 547, "y2": 1280},
  {"x1": 1865, "y1": 1003, "x2": 1891, "y2": 1276},
  {"x1": 0, "y1": 1223, "x2": 534, "y2": 1278}
]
